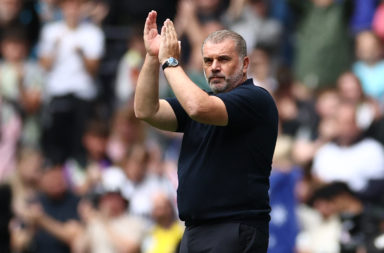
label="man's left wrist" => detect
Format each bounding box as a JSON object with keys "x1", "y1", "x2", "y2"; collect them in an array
[{"x1": 162, "y1": 57, "x2": 179, "y2": 70}]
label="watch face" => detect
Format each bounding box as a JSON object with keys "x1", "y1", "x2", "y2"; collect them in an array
[{"x1": 168, "y1": 57, "x2": 178, "y2": 66}]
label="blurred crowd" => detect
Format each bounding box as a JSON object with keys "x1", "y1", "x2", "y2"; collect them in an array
[{"x1": 0, "y1": 0, "x2": 384, "y2": 252}]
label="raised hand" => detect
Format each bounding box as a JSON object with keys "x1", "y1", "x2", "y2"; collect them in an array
[
  {"x1": 144, "y1": 10, "x2": 161, "y2": 57},
  {"x1": 159, "y1": 19, "x2": 180, "y2": 64}
]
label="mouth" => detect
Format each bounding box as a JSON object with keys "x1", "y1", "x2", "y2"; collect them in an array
[{"x1": 209, "y1": 76, "x2": 225, "y2": 83}]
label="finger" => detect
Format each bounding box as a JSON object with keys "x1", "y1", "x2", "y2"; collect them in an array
[
  {"x1": 145, "y1": 10, "x2": 157, "y2": 32},
  {"x1": 165, "y1": 19, "x2": 172, "y2": 42},
  {"x1": 144, "y1": 15, "x2": 151, "y2": 34},
  {"x1": 149, "y1": 10, "x2": 157, "y2": 27},
  {"x1": 168, "y1": 20, "x2": 178, "y2": 41},
  {"x1": 166, "y1": 20, "x2": 174, "y2": 42},
  {"x1": 161, "y1": 24, "x2": 167, "y2": 42}
]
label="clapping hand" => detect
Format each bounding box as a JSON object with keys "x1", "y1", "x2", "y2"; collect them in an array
[
  {"x1": 158, "y1": 19, "x2": 181, "y2": 64},
  {"x1": 144, "y1": 11, "x2": 161, "y2": 57}
]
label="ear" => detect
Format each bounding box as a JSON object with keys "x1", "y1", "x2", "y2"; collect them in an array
[{"x1": 242, "y1": 56, "x2": 249, "y2": 74}]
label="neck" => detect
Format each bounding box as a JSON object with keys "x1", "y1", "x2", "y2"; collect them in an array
[
  {"x1": 158, "y1": 217, "x2": 174, "y2": 229},
  {"x1": 66, "y1": 19, "x2": 79, "y2": 29}
]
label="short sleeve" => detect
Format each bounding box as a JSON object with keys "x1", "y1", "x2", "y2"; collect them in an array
[
  {"x1": 38, "y1": 24, "x2": 57, "y2": 57},
  {"x1": 81, "y1": 25, "x2": 105, "y2": 59},
  {"x1": 216, "y1": 85, "x2": 276, "y2": 128},
  {"x1": 165, "y1": 97, "x2": 189, "y2": 132}
]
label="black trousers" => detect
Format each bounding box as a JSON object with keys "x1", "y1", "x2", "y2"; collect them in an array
[
  {"x1": 179, "y1": 222, "x2": 269, "y2": 253},
  {"x1": 42, "y1": 94, "x2": 92, "y2": 163}
]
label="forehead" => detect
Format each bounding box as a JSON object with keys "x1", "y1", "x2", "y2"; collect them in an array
[{"x1": 202, "y1": 39, "x2": 238, "y2": 57}]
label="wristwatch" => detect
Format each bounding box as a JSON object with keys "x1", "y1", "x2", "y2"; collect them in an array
[{"x1": 162, "y1": 57, "x2": 179, "y2": 70}]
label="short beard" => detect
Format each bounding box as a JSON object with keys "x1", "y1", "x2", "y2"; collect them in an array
[{"x1": 205, "y1": 64, "x2": 244, "y2": 94}]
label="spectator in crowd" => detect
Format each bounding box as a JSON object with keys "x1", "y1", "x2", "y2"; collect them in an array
[
  {"x1": 117, "y1": 144, "x2": 175, "y2": 220},
  {"x1": 273, "y1": 66, "x2": 317, "y2": 139},
  {"x1": 268, "y1": 134, "x2": 301, "y2": 253},
  {"x1": 146, "y1": 142, "x2": 178, "y2": 198},
  {"x1": 337, "y1": 71, "x2": 380, "y2": 130},
  {"x1": 142, "y1": 192, "x2": 184, "y2": 253},
  {"x1": 349, "y1": 0, "x2": 378, "y2": 34},
  {"x1": 9, "y1": 148, "x2": 42, "y2": 221},
  {"x1": 35, "y1": 0, "x2": 62, "y2": 24},
  {"x1": 223, "y1": 0, "x2": 282, "y2": 56},
  {"x1": 82, "y1": 0, "x2": 110, "y2": 26},
  {"x1": 292, "y1": 89, "x2": 340, "y2": 167},
  {"x1": 373, "y1": 0, "x2": 384, "y2": 41},
  {"x1": 248, "y1": 44, "x2": 278, "y2": 93},
  {"x1": 39, "y1": 0, "x2": 105, "y2": 163},
  {"x1": 74, "y1": 170, "x2": 147, "y2": 253},
  {"x1": 296, "y1": 183, "x2": 342, "y2": 253},
  {"x1": 298, "y1": 182, "x2": 384, "y2": 253},
  {"x1": 114, "y1": 28, "x2": 146, "y2": 106},
  {"x1": 106, "y1": 106, "x2": 147, "y2": 165},
  {"x1": 22, "y1": 163, "x2": 82, "y2": 253},
  {"x1": 312, "y1": 101, "x2": 384, "y2": 194},
  {"x1": 64, "y1": 118, "x2": 112, "y2": 195},
  {"x1": 174, "y1": 0, "x2": 222, "y2": 90},
  {"x1": 0, "y1": 0, "x2": 41, "y2": 52},
  {"x1": 104, "y1": 0, "x2": 178, "y2": 27},
  {"x1": 325, "y1": 182, "x2": 380, "y2": 253},
  {"x1": 194, "y1": 0, "x2": 227, "y2": 22},
  {"x1": 0, "y1": 98, "x2": 22, "y2": 181},
  {"x1": 288, "y1": 0, "x2": 353, "y2": 89},
  {"x1": 176, "y1": 3, "x2": 228, "y2": 96},
  {"x1": 0, "y1": 28, "x2": 44, "y2": 148},
  {"x1": 353, "y1": 30, "x2": 384, "y2": 105},
  {"x1": 8, "y1": 148, "x2": 42, "y2": 253}
]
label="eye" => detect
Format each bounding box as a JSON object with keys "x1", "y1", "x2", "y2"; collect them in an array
[
  {"x1": 218, "y1": 56, "x2": 231, "y2": 62},
  {"x1": 204, "y1": 58, "x2": 213, "y2": 65}
]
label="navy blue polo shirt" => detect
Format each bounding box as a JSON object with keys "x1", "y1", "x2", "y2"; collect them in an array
[
  {"x1": 166, "y1": 78, "x2": 278, "y2": 226},
  {"x1": 34, "y1": 191, "x2": 80, "y2": 253}
]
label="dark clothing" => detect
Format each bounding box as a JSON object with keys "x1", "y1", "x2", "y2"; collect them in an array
[
  {"x1": 42, "y1": 94, "x2": 92, "y2": 164},
  {"x1": 0, "y1": 184, "x2": 12, "y2": 253},
  {"x1": 179, "y1": 221, "x2": 269, "y2": 253},
  {"x1": 166, "y1": 78, "x2": 278, "y2": 226},
  {"x1": 288, "y1": 0, "x2": 353, "y2": 88},
  {"x1": 32, "y1": 191, "x2": 80, "y2": 253}
]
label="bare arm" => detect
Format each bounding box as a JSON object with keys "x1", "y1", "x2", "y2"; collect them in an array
[
  {"x1": 158, "y1": 20, "x2": 229, "y2": 126},
  {"x1": 103, "y1": 222, "x2": 141, "y2": 253},
  {"x1": 134, "y1": 11, "x2": 178, "y2": 132},
  {"x1": 164, "y1": 66, "x2": 228, "y2": 125},
  {"x1": 76, "y1": 48, "x2": 100, "y2": 77},
  {"x1": 39, "y1": 38, "x2": 60, "y2": 71},
  {"x1": 39, "y1": 56, "x2": 55, "y2": 71},
  {"x1": 37, "y1": 216, "x2": 82, "y2": 246}
]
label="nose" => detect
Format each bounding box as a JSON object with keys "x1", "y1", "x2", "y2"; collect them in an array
[{"x1": 211, "y1": 59, "x2": 221, "y2": 72}]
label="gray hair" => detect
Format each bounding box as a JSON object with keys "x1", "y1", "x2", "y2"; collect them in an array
[{"x1": 202, "y1": 30, "x2": 247, "y2": 58}]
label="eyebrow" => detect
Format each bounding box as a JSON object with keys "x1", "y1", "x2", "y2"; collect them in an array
[
  {"x1": 203, "y1": 55, "x2": 232, "y2": 62},
  {"x1": 218, "y1": 55, "x2": 231, "y2": 61},
  {"x1": 203, "y1": 57, "x2": 213, "y2": 62}
]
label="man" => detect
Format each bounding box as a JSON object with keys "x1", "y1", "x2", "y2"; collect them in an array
[
  {"x1": 74, "y1": 168, "x2": 147, "y2": 253},
  {"x1": 312, "y1": 102, "x2": 384, "y2": 194},
  {"x1": 142, "y1": 192, "x2": 184, "y2": 253},
  {"x1": 25, "y1": 163, "x2": 82, "y2": 253},
  {"x1": 39, "y1": 0, "x2": 104, "y2": 163},
  {"x1": 134, "y1": 10, "x2": 278, "y2": 252}
]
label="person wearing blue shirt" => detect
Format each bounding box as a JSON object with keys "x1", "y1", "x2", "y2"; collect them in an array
[{"x1": 134, "y1": 10, "x2": 278, "y2": 253}]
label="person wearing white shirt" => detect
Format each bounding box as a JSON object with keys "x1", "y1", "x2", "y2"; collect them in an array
[
  {"x1": 38, "y1": 0, "x2": 104, "y2": 163},
  {"x1": 312, "y1": 102, "x2": 384, "y2": 193}
]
